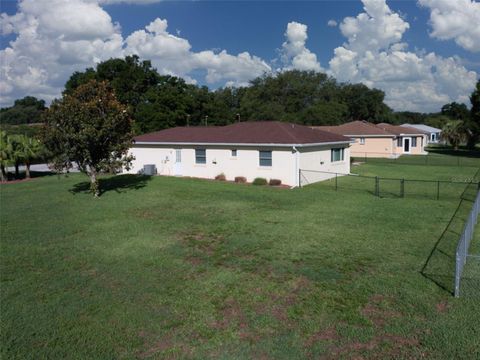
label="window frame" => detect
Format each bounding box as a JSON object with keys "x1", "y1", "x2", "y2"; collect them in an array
[
  {"x1": 331, "y1": 148, "x2": 345, "y2": 163},
  {"x1": 259, "y1": 150, "x2": 272, "y2": 167},
  {"x1": 231, "y1": 149, "x2": 237, "y2": 157},
  {"x1": 412, "y1": 137, "x2": 417, "y2": 147},
  {"x1": 195, "y1": 148, "x2": 206, "y2": 164},
  {"x1": 359, "y1": 137, "x2": 365, "y2": 145},
  {"x1": 397, "y1": 137, "x2": 402, "y2": 147}
]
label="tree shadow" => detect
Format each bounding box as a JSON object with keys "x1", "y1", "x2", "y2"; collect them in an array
[
  {"x1": 420, "y1": 195, "x2": 474, "y2": 295},
  {"x1": 70, "y1": 174, "x2": 152, "y2": 196},
  {"x1": 427, "y1": 146, "x2": 480, "y2": 159}
]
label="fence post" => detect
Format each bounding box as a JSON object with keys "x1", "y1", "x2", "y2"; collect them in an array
[
  {"x1": 400, "y1": 179, "x2": 405, "y2": 198},
  {"x1": 299, "y1": 169, "x2": 302, "y2": 188},
  {"x1": 375, "y1": 176, "x2": 379, "y2": 197},
  {"x1": 335, "y1": 173, "x2": 338, "y2": 191},
  {"x1": 437, "y1": 181, "x2": 440, "y2": 200}
]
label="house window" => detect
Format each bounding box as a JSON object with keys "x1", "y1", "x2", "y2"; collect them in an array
[
  {"x1": 412, "y1": 137, "x2": 417, "y2": 147},
  {"x1": 231, "y1": 149, "x2": 237, "y2": 157},
  {"x1": 360, "y1": 137, "x2": 365, "y2": 145},
  {"x1": 331, "y1": 148, "x2": 344, "y2": 162},
  {"x1": 397, "y1": 137, "x2": 402, "y2": 147},
  {"x1": 431, "y1": 133, "x2": 436, "y2": 141},
  {"x1": 195, "y1": 149, "x2": 206, "y2": 164},
  {"x1": 259, "y1": 150, "x2": 272, "y2": 167}
]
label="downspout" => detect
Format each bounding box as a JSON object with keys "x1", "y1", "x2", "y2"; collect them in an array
[{"x1": 293, "y1": 146, "x2": 300, "y2": 188}]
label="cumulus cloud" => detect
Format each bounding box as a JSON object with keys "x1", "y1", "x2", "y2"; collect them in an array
[
  {"x1": 419, "y1": 0, "x2": 480, "y2": 53},
  {"x1": 0, "y1": 0, "x2": 270, "y2": 106},
  {"x1": 280, "y1": 21, "x2": 321, "y2": 72},
  {"x1": 329, "y1": 0, "x2": 477, "y2": 112},
  {"x1": 327, "y1": 19, "x2": 337, "y2": 27}
]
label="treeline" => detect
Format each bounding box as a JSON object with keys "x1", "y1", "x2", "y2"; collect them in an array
[{"x1": 1, "y1": 55, "x2": 478, "y2": 140}]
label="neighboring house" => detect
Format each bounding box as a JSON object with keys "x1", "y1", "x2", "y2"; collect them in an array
[
  {"x1": 127, "y1": 121, "x2": 352, "y2": 187},
  {"x1": 314, "y1": 121, "x2": 396, "y2": 158},
  {"x1": 376, "y1": 123, "x2": 428, "y2": 156},
  {"x1": 401, "y1": 124, "x2": 442, "y2": 144},
  {"x1": 314, "y1": 120, "x2": 428, "y2": 158}
]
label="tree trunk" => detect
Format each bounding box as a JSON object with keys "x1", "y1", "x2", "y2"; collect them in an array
[
  {"x1": 25, "y1": 162, "x2": 31, "y2": 179},
  {"x1": 15, "y1": 162, "x2": 19, "y2": 179},
  {"x1": 0, "y1": 165, "x2": 6, "y2": 182},
  {"x1": 89, "y1": 169, "x2": 100, "y2": 197}
]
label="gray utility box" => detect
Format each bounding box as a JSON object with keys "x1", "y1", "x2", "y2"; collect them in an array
[{"x1": 143, "y1": 164, "x2": 157, "y2": 176}]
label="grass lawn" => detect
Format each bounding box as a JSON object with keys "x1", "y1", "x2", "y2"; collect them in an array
[{"x1": 1, "y1": 160, "x2": 479, "y2": 359}]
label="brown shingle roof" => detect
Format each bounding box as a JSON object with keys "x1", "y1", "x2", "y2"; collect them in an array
[
  {"x1": 134, "y1": 121, "x2": 350, "y2": 145},
  {"x1": 313, "y1": 120, "x2": 395, "y2": 137},
  {"x1": 376, "y1": 123, "x2": 428, "y2": 136}
]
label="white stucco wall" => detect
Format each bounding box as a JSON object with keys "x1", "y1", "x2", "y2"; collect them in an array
[
  {"x1": 126, "y1": 143, "x2": 351, "y2": 187},
  {"x1": 126, "y1": 145, "x2": 298, "y2": 186},
  {"x1": 298, "y1": 145, "x2": 351, "y2": 185}
]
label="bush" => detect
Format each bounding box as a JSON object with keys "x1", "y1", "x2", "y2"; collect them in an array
[
  {"x1": 252, "y1": 177, "x2": 268, "y2": 185},
  {"x1": 234, "y1": 176, "x2": 247, "y2": 183},
  {"x1": 269, "y1": 179, "x2": 282, "y2": 186},
  {"x1": 215, "y1": 173, "x2": 226, "y2": 181}
]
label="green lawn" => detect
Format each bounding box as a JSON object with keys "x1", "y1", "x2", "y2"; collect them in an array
[{"x1": 1, "y1": 161, "x2": 479, "y2": 359}]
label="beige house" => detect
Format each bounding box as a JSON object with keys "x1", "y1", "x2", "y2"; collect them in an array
[
  {"x1": 314, "y1": 121, "x2": 428, "y2": 158},
  {"x1": 127, "y1": 121, "x2": 352, "y2": 187}
]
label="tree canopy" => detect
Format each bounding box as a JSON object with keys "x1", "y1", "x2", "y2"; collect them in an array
[
  {"x1": 0, "y1": 96, "x2": 46, "y2": 125},
  {"x1": 42, "y1": 80, "x2": 134, "y2": 196}
]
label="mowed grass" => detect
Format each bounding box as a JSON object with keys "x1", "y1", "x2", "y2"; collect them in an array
[{"x1": 1, "y1": 160, "x2": 480, "y2": 359}]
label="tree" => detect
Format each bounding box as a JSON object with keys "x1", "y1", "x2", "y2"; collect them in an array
[
  {"x1": 0, "y1": 131, "x2": 11, "y2": 182},
  {"x1": 8, "y1": 135, "x2": 25, "y2": 178},
  {"x1": 18, "y1": 135, "x2": 43, "y2": 179},
  {"x1": 467, "y1": 80, "x2": 480, "y2": 148},
  {"x1": 0, "y1": 96, "x2": 46, "y2": 125},
  {"x1": 42, "y1": 80, "x2": 134, "y2": 197},
  {"x1": 441, "y1": 120, "x2": 466, "y2": 150},
  {"x1": 441, "y1": 102, "x2": 470, "y2": 120}
]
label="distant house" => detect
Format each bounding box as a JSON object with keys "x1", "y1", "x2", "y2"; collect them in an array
[
  {"x1": 127, "y1": 121, "x2": 352, "y2": 187},
  {"x1": 314, "y1": 120, "x2": 428, "y2": 158},
  {"x1": 401, "y1": 124, "x2": 442, "y2": 144}
]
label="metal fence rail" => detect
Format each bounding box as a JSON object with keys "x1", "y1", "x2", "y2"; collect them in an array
[
  {"x1": 299, "y1": 169, "x2": 480, "y2": 201},
  {"x1": 454, "y1": 189, "x2": 480, "y2": 297}
]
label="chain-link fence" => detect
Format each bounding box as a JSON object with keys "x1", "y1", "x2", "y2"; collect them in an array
[
  {"x1": 454, "y1": 189, "x2": 480, "y2": 297},
  {"x1": 299, "y1": 169, "x2": 479, "y2": 201},
  {"x1": 351, "y1": 151, "x2": 480, "y2": 168}
]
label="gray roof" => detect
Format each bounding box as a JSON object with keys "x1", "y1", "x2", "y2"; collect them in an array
[{"x1": 401, "y1": 124, "x2": 442, "y2": 133}]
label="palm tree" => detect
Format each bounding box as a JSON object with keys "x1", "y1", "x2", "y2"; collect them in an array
[
  {"x1": 8, "y1": 135, "x2": 25, "y2": 179},
  {"x1": 0, "y1": 131, "x2": 11, "y2": 182},
  {"x1": 20, "y1": 136, "x2": 43, "y2": 179},
  {"x1": 441, "y1": 120, "x2": 465, "y2": 150}
]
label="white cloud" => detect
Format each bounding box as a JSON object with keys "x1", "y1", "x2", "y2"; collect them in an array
[
  {"x1": 0, "y1": 0, "x2": 270, "y2": 106},
  {"x1": 419, "y1": 0, "x2": 480, "y2": 53},
  {"x1": 280, "y1": 21, "x2": 321, "y2": 72},
  {"x1": 329, "y1": 0, "x2": 477, "y2": 112},
  {"x1": 327, "y1": 19, "x2": 337, "y2": 27},
  {"x1": 125, "y1": 18, "x2": 271, "y2": 86}
]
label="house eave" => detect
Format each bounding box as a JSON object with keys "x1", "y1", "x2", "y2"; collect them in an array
[{"x1": 133, "y1": 140, "x2": 353, "y2": 148}]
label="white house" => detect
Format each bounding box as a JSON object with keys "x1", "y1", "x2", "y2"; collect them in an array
[
  {"x1": 401, "y1": 124, "x2": 442, "y2": 144},
  {"x1": 126, "y1": 121, "x2": 352, "y2": 187}
]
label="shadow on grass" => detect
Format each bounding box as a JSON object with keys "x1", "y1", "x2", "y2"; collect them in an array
[
  {"x1": 70, "y1": 174, "x2": 152, "y2": 196},
  {"x1": 427, "y1": 146, "x2": 480, "y2": 159},
  {"x1": 420, "y1": 183, "x2": 477, "y2": 295}
]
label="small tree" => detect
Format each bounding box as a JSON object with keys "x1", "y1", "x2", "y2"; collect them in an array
[
  {"x1": 0, "y1": 131, "x2": 11, "y2": 182},
  {"x1": 19, "y1": 135, "x2": 43, "y2": 179},
  {"x1": 8, "y1": 135, "x2": 24, "y2": 178},
  {"x1": 441, "y1": 120, "x2": 465, "y2": 150},
  {"x1": 42, "y1": 80, "x2": 134, "y2": 197}
]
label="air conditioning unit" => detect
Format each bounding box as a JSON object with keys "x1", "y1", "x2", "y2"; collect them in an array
[{"x1": 143, "y1": 164, "x2": 157, "y2": 176}]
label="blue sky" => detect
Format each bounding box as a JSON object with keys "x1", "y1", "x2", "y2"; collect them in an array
[{"x1": 1, "y1": 0, "x2": 479, "y2": 112}]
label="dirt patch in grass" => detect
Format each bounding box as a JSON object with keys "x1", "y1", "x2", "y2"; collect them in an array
[
  {"x1": 360, "y1": 294, "x2": 401, "y2": 328},
  {"x1": 137, "y1": 331, "x2": 194, "y2": 359},
  {"x1": 180, "y1": 231, "x2": 225, "y2": 257},
  {"x1": 436, "y1": 300, "x2": 449, "y2": 313}
]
